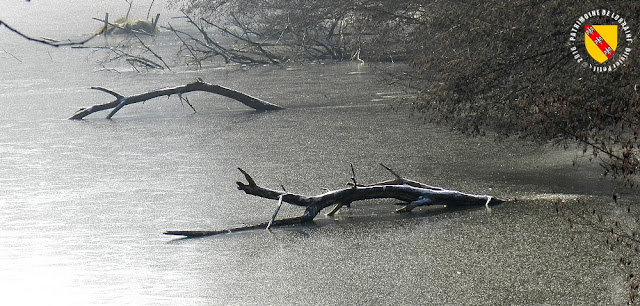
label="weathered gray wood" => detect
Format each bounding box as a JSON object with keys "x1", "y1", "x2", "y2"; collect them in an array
[
  {"x1": 164, "y1": 166, "x2": 505, "y2": 238},
  {"x1": 104, "y1": 13, "x2": 109, "y2": 36},
  {"x1": 69, "y1": 79, "x2": 283, "y2": 119},
  {"x1": 235, "y1": 168, "x2": 503, "y2": 216},
  {"x1": 164, "y1": 216, "x2": 312, "y2": 237},
  {"x1": 267, "y1": 194, "x2": 285, "y2": 230},
  {"x1": 152, "y1": 13, "x2": 160, "y2": 29}
]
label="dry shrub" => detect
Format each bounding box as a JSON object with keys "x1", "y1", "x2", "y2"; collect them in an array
[{"x1": 408, "y1": 0, "x2": 640, "y2": 183}]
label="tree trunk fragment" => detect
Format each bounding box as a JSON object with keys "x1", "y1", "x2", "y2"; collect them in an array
[
  {"x1": 69, "y1": 79, "x2": 283, "y2": 119},
  {"x1": 164, "y1": 165, "x2": 505, "y2": 238}
]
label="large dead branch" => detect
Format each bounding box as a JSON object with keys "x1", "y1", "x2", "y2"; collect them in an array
[
  {"x1": 69, "y1": 79, "x2": 283, "y2": 119},
  {"x1": 164, "y1": 164, "x2": 505, "y2": 238},
  {"x1": 1, "y1": 20, "x2": 97, "y2": 47}
]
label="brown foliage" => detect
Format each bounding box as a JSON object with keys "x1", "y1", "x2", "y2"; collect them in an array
[
  {"x1": 170, "y1": 0, "x2": 640, "y2": 181},
  {"x1": 168, "y1": 1, "x2": 640, "y2": 301},
  {"x1": 170, "y1": 0, "x2": 423, "y2": 62},
  {"x1": 407, "y1": 1, "x2": 640, "y2": 183}
]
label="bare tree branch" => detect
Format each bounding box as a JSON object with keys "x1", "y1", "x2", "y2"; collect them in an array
[
  {"x1": 164, "y1": 166, "x2": 504, "y2": 237},
  {"x1": 69, "y1": 79, "x2": 284, "y2": 119},
  {"x1": 0, "y1": 20, "x2": 97, "y2": 47}
]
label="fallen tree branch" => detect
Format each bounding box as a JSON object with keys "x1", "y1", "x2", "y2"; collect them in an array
[
  {"x1": 1, "y1": 20, "x2": 97, "y2": 47},
  {"x1": 69, "y1": 79, "x2": 283, "y2": 119},
  {"x1": 164, "y1": 165, "x2": 505, "y2": 237}
]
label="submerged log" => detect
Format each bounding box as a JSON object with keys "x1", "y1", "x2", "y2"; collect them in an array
[
  {"x1": 69, "y1": 79, "x2": 283, "y2": 119},
  {"x1": 235, "y1": 167, "x2": 503, "y2": 215},
  {"x1": 164, "y1": 216, "x2": 311, "y2": 237},
  {"x1": 164, "y1": 164, "x2": 505, "y2": 238}
]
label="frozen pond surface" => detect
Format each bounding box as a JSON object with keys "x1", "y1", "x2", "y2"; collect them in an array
[{"x1": 0, "y1": 1, "x2": 625, "y2": 305}]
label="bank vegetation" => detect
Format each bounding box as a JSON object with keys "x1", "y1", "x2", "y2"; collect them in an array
[
  {"x1": 168, "y1": 0, "x2": 640, "y2": 183},
  {"x1": 167, "y1": 0, "x2": 640, "y2": 302}
]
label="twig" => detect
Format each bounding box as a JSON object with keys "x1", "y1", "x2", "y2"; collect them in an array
[
  {"x1": 76, "y1": 42, "x2": 163, "y2": 70},
  {"x1": 326, "y1": 202, "x2": 345, "y2": 216},
  {"x1": 146, "y1": 0, "x2": 155, "y2": 20},
  {"x1": 106, "y1": 97, "x2": 128, "y2": 119},
  {"x1": 167, "y1": 22, "x2": 202, "y2": 68},
  {"x1": 267, "y1": 194, "x2": 285, "y2": 230},
  {"x1": 1, "y1": 47, "x2": 22, "y2": 63},
  {"x1": 380, "y1": 163, "x2": 402, "y2": 179},
  {"x1": 178, "y1": 93, "x2": 197, "y2": 113},
  {"x1": 92, "y1": 18, "x2": 126, "y2": 31},
  {"x1": 200, "y1": 16, "x2": 282, "y2": 64},
  {"x1": 132, "y1": 33, "x2": 171, "y2": 70},
  {"x1": 125, "y1": 0, "x2": 133, "y2": 20},
  {"x1": 178, "y1": 13, "x2": 233, "y2": 63},
  {"x1": 485, "y1": 196, "x2": 492, "y2": 207},
  {"x1": 350, "y1": 163, "x2": 358, "y2": 187},
  {"x1": 238, "y1": 167, "x2": 257, "y2": 187},
  {"x1": 267, "y1": 185, "x2": 288, "y2": 229},
  {"x1": 91, "y1": 86, "x2": 125, "y2": 99}
]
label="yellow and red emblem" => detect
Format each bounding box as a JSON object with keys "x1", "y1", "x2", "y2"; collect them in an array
[{"x1": 584, "y1": 25, "x2": 618, "y2": 63}]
